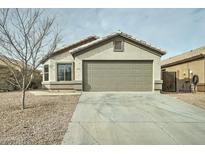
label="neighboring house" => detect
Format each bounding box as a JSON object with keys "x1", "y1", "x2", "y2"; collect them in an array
[
  {"x1": 0, "y1": 56, "x2": 42, "y2": 91},
  {"x1": 0, "y1": 58, "x2": 14, "y2": 91},
  {"x1": 41, "y1": 32, "x2": 166, "y2": 92},
  {"x1": 161, "y1": 46, "x2": 205, "y2": 92}
]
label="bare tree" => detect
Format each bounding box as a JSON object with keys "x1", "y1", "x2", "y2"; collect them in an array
[{"x1": 0, "y1": 9, "x2": 61, "y2": 109}]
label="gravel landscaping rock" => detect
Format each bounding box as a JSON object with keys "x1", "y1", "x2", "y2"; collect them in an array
[
  {"x1": 0, "y1": 91, "x2": 79, "y2": 145},
  {"x1": 168, "y1": 93, "x2": 205, "y2": 110}
]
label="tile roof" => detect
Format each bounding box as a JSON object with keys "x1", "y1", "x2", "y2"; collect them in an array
[
  {"x1": 161, "y1": 46, "x2": 205, "y2": 67},
  {"x1": 41, "y1": 35, "x2": 99, "y2": 63},
  {"x1": 69, "y1": 32, "x2": 166, "y2": 55},
  {"x1": 56, "y1": 35, "x2": 99, "y2": 52},
  {"x1": 41, "y1": 31, "x2": 166, "y2": 63}
]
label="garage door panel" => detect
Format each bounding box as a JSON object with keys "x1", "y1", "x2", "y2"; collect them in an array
[{"x1": 83, "y1": 60, "x2": 153, "y2": 91}]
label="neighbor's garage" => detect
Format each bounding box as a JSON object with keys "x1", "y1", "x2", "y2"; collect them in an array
[{"x1": 83, "y1": 60, "x2": 153, "y2": 91}]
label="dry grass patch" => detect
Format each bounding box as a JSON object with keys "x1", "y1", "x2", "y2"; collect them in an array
[
  {"x1": 168, "y1": 93, "x2": 205, "y2": 109},
  {"x1": 0, "y1": 91, "x2": 79, "y2": 145}
]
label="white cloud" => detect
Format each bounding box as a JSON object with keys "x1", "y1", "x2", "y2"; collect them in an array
[{"x1": 46, "y1": 8, "x2": 205, "y2": 59}]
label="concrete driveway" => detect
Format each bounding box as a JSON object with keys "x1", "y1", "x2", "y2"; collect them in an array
[{"x1": 62, "y1": 92, "x2": 205, "y2": 144}]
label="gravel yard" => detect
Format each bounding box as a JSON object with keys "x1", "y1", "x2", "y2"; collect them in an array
[
  {"x1": 168, "y1": 92, "x2": 205, "y2": 109},
  {"x1": 0, "y1": 91, "x2": 79, "y2": 145}
]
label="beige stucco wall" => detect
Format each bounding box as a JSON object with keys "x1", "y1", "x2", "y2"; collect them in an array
[
  {"x1": 162, "y1": 59, "x2": 205, "y2": 91},
  {"x1": 42, "y1": 51, "x2": 74, "y2": 83},
  {"x1": 42, "y1": 39, "x2": 163, "y2": 91},
  {"x1": 75, "y1": 40, "x2": 162, "y2": 91}
]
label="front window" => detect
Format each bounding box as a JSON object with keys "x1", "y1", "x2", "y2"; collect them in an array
[
  {"x1": 57, "y1": 64, "x2": 72, "y2": 81},
  {"x1": 44, "y1": 65, "x2": 49, "y2": 81}
]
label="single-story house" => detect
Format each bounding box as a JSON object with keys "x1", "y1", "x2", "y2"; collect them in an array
[
  {"x1": 0, "y1": 56, "x2": 42, "y2": 91},
  {"x1": 41, "y1": 32, "x2": 166, "y2": 92},
  {"x1": 161, "y1": 46, "x2": 205, "y2": 92},
  {"x1": 0, "y1": 58, "x2": 14, "y2": 91}
]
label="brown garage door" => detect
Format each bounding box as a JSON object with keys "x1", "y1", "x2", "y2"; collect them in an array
[{"x1": 83, "y1": 60, "x2": 153, "y2": 91}]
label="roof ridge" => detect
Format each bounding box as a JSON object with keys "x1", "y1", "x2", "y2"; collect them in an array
[
  {"x1": 41, "y1": 35, "x2": 99, "y2": 63},
  {"x1": 41, "y1": 31, "x2": 166, "y2": 64},
  {"x1": 163, "y1": 45, "x2": 205, "y2": 62},
  {"x1": 118, "y1": 31, "x2": 165, "y2": 52},
  {"x1": 58, "y1": 35, "x2": 100, "y2": 50},
  {"x1": 69, "y1": 32, "x2": 166, "y2": 55},
  {"x1": 161, "y1": 45, "x2": 205, "y2": 67}
]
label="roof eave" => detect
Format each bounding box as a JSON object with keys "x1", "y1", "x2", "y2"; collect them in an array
[
  {"x1": 161, "y1": 54, "x2": 205, "y2": 68},
  {"x1": 70, "y1": 33, "x2": 166, "y2": 56}
]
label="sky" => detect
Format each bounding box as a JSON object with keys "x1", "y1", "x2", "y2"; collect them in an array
[{"x1": 47, "y1": 8, "x2": 205, "y2": 59}]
